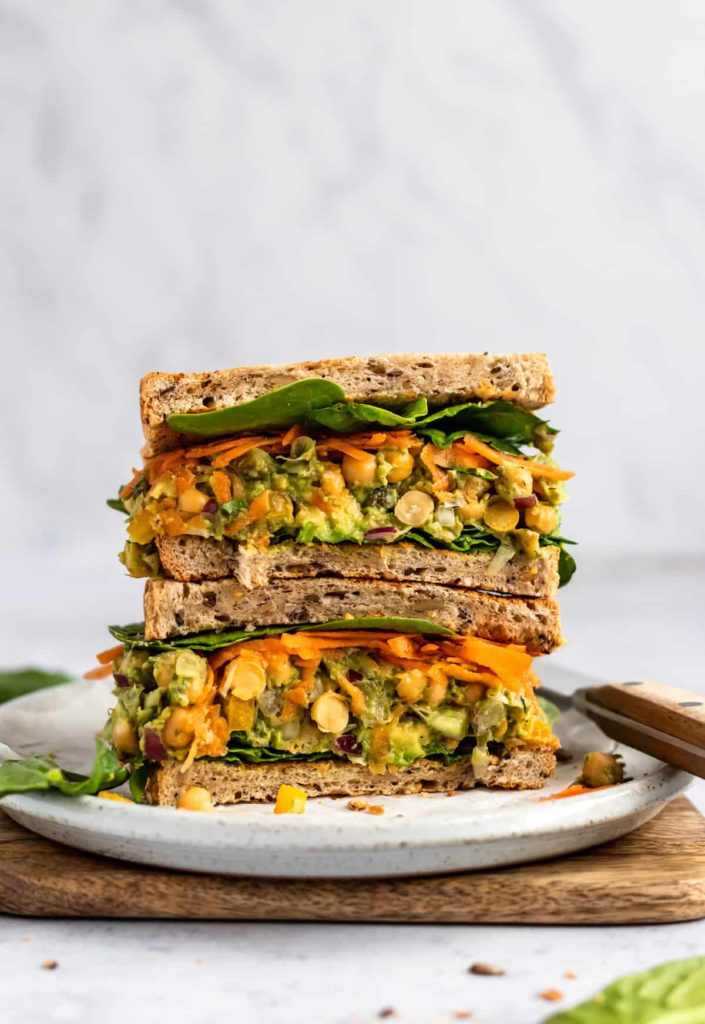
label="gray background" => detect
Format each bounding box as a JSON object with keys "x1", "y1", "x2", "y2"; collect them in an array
[{"x1": 1, "y1": 2, "x2": 703, "y2": 673}]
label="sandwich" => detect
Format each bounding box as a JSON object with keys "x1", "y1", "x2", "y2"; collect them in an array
[
  {"x1": 114, "y1": 353, "x2": 575, "y2": 599},
  {"x1": 102, "y1": 616, "x2": 559, "y2": 807}
]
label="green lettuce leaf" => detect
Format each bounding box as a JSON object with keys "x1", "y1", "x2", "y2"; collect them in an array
[
  {"x1": 166, "y1": 379, "x2": 346, "y2": 438},
  {"x1": 0, "y1": 740, "x2": 127, "y2": 799},
  {"x1": 0, "y1": 668, "x2": 72, "y2": 706},
  {"x1": 544, "y1": 957, "x2": 705, "y2": 1023},
  {"x1": 109, "y1": 616, "x2": 456, "y2": 652},
  {"x1": 107, "y1": 497, "x2": 127, "y2": 514}
]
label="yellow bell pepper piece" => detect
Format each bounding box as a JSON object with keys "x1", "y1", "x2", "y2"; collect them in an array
[{"x1": 274, "y1": 784, "x2": 307, "y2": 815}]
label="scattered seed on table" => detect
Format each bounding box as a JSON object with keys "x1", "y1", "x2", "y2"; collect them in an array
[
  {"x1": 539, "y1": 989, "x2": 563, "y2": 1002},
  {"x1": 468, "y1": 963, "x2": 505, "y2": 976},
  {"x1": 41, "y1": 960, "x2": 58, "y2": 971}
]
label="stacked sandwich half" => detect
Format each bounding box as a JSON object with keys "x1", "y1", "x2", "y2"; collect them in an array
[{"x1": 104, "y1": 353, "x2": 574, "y2": 806}]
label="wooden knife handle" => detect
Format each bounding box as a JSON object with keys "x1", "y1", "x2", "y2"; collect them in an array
[{"x1": 580, "y1": 680, "x2": 705, "y2": 779}]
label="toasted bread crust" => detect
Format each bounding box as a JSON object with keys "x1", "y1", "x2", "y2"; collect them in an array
[
  {"x1": 156, "y1": 537, "x2": 560, "y2": 599},
  {"x1": 143, "y1": 577, "x2": 562, "y2": 653},
  {"x1": 140, "y1": 352, "x2": 555, "y2": 455},
  {"x1": 145, "y1": 748, "x2": 557, "y2": 806}
]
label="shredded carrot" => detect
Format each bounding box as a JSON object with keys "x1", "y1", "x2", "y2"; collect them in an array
[
  {"x1": 419, "y1": 444, "x2": 451, "y2": 491},
  {"x1": 319, "y1": 438, "x2": 373, "y2": 462},
  {"x1": 311, "y1": 490, "x2": 333, "y2": 514},
  {"x1": 541, "y1": 783, "x2": 614, "y2": 802},
  {"x1": 461, "y1": 435, "x2": 574, "y2": 482},
  {"x1": 83, "y1": 663, "x2": 114, "y2": 680},
  {"x1": 387, "y1": 636, "x2": 417, "y2": 659},
  {"x1": 96, "y1": 644, "x2": 125, "y2": 665},
  {"x1": 248, "y1": 490, "x2": 271, "y2": 520},
  {"x1": 337, "y1": 676, "x2": 366, "y2": 716},
  {"x1": 284, "y1": 685, "x2": 309, "y2": 708},
  {"x1": 211, "y1": 437, "x2": 280, "y2": 470},
  {"x1": 317, "y1": 430, "x2": 420, "y2": 458},
  {"x1": 119, "y1": 469, "x2": 142, "y2": 500},
  {"x1": 459, "y1": 636, "x2": 532, "y2": 683},
  {"x1": 210, "y1": 471, "x2": 232, "y2": 505},
  {"x1": 281, "y1": 423, "x2": 304, "y2": 446}
]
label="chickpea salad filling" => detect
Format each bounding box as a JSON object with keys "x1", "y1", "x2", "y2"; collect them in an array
[
  {"x1": 102, "y1": 623, "x2": 558, "y2": 799},
  {"x1": 116, "y1": 422, "x2": 575, "y2": 583}
]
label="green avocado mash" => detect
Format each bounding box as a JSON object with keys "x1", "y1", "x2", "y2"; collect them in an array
[
  {"x1": 119, "y1": 429, "x2": 572, "y2": 581},
  {"x1": 105, "y1": 637, "x2": 556, "y2": 778}
]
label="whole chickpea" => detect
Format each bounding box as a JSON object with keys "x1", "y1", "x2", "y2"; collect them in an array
[
  {"x1": 341, "y1": 452, "x2": 378, "y2": 487},
  {"x1": 524, "y1": 503, "x2": 558, "y2": 535},
  {"x1": 384, "y1": 448, "x2": 414, "y2": 483},
  {"x1": 162, "y1": 707, "x2": 196, "y2": 749},
  {"x1": 177, "y1": 786, "x2": 215, "y2": 812}
]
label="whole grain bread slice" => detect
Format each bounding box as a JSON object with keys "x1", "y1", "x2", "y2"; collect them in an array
[
  {"x1": 141, "y1": 352, "x2": 555, "y2": 455},
  {"x1": 143, "y1": 577, "x2": 562, "y2": 653},
  {"x1": 145, "y1": 747, "x2": 557, "y2": 805},
  {"x1": 156, "y1": 536, "x2": 560, "y2": 599}
]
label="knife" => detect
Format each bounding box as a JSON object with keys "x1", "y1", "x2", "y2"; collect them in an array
[{"x1": 539, "y1": 665, "x2": 705, "y2": 779}]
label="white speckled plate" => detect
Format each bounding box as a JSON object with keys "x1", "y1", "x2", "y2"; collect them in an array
[{"x1": 0, "y1": 670, "x2": 690, "y2": 878}]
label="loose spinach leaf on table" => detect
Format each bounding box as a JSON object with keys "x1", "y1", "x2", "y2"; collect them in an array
[
  {"x1": 0, "y1": 668, "x2": 72, "y2": 706},
  {"x1": 0, "y1": 740, "x2": 127, "y2": 799},
  {"x1": 544, "y1": 956, "x2": 705, "y2": 1023}
]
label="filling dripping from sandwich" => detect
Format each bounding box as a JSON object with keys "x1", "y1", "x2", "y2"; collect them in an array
[
  {"x1": 104, "y1": 627, "x2": 558, "y2": 785},
  {"x1": 117, "y1": 421, "x2": 573, "y2": 581}
]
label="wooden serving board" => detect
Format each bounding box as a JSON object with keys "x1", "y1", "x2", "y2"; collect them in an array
[{"x1": 1, "y1": 798, "x2": 704, "y2": 924}]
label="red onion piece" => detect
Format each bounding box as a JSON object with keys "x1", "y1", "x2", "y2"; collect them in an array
[
  {"x1": 143, "y1": 727, "x2": 167, "y2": 760},
  {"x1": 202, "y1": 499, "x2": 218, "y2": 514},
  {"x1": 347, "y1": 669, "x2": 363, "y2": 683},
  {"x1": 364, "y1": 526, "x2": 398, "y2": 542},
  {"x1": 514, "y1": 494, "x2": 538, "y2": 509},
  {"x1": 114, "y1": 674, "x2": 130, "y2": 688},
  {"x1": 335, "y1": 734, "x2": 362, "y2": 755}
]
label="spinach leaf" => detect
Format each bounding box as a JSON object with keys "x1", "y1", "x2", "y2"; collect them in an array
[
  {"x1": 166, "y1": 379, "x2": 346, "y2": 438},
  {"x1": 220, "y1": 498, "x2": 247, "y2": 516},
  {"x1": 109, "y1": 616, "x2": 456, "y2": 652},
  {"x1": 537, "y1": 695, "x2": 561, "y2": 727},
  {"x1": 540, "y1": 534, "x2": 578, "y2": 587},
  {"x1": 128, "y1": 757, "x2": 150, "y2": 803},
  {"x1": 418, "y1": 399, "x2": 555, "y2": 444},
  {"x1": 107, "y1": 497, "x2": 127, "y2": 514},
  {"x1": 165, "y1": 378, "x2": 557, "y2": 452},
  {"x1": 0, "y1": 740, "x2": 127, "y2": 799},
  {"x1": 222, "y1": 734, "x2": 333, "y2": 765},
  {"x1": 544, "y1": 957, "x2": 705, "y2": 1022},
  {"x1": 307, "y1": 397, "x2": 428, "y2": 433},
  {"x1": 0, "y1": 668, "x2": 72, "y2": 706},
  {"x1": 406, "y1": 525, "x2": 500, "y2": 554}
]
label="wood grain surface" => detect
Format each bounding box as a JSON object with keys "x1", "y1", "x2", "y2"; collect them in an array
[
  {"x1": 1, "y1": 798, "x2": 704, "y2": 923},
  {"x1": 585, "y1": 681, "x2": 705, "y2": 778}
]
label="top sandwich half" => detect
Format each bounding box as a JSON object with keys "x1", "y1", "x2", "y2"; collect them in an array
[{"x1": 114, "y1": 352, "x2": 574, "y2": 599}]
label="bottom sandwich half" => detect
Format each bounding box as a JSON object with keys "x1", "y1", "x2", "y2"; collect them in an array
[{"x1": 103, "y1": 617, "x2": 559, "y2": 807}]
